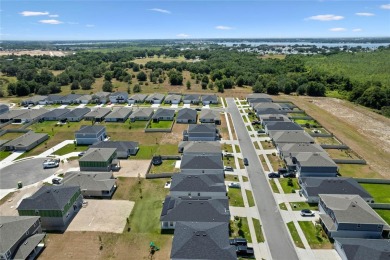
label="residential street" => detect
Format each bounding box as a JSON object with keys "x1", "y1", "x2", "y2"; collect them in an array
[{"x1": 226, "y1": 98, "x2": 299, "y2": 260}]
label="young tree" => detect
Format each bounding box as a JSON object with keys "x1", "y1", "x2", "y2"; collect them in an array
[
  {"x1": 80, "y1": 79, "x2": 93, "y2": 90},
  {"x1": 102, "y1": 80, "x2": 113, "y2": 92},
  {"x1": 70, "y1": 80, "x2": 80, "y2": 90},
  {"x1": 133, "y1": 84, "x2": 141, "y2": 93},
  {"x1": 104, "y1": 71, "x2": 113, "y2": 81},
  {"x1": 186, "y1": 80, "x2": 191, "y2": 90}
]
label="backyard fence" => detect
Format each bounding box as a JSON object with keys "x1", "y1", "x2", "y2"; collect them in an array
[
  {"x1": 333, "y1": 159, "x2": 366, "y2": 164},
  {"x1": 145, "y1": 173, "x2": 175, "y2": 179},
  {"x1": 356, "y1": 178, "x2": 390, "y2": 184},
  {"x1": 321, "y1": 144, "x2": 349, "y2": 149}
]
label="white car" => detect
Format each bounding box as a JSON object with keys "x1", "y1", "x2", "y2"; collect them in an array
[
  {"x1": 43, "y1": 159, "x2": 60, "y2": 169},
  {"x1": 228, "y1": 182, "x2": 241, "y2": 188}
]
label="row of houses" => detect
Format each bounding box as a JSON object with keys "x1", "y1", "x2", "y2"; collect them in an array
[
  {"x1": 248, "y1": 94, "x2": 390, "y2": 259},
  {"x1": 21, "y1": 93, "x2": 219, "y2": 106}
]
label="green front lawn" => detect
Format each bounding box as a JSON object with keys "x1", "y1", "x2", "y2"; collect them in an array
[
  {"x1": 224, "y1": 157, "x2": 236, "y2": 169},
  {"x1": 127, "y1": 120, "x2": 149, "y2": 129},
  {"x1": 222, "y1": 144, "x2": 233, "y2": 153},
  {"x1": 225, "y1": 174, "x2": 239, "y2": 182},
  {"x1": 0, "y1": 151, "x2": 12, "y2": 161},
  {"x1": 279, "y1": 178, "x2": 300, "y2": 193},
  {"x1": 246, "y1": 190, "x2": 255, "y2": 207},
  {"x1": 228, "y1": 188, "x2": 245, "y2": 207},
  {"x1": 298, "y1": 221, "x2": 332, "y2": 249},
  {"x1": 230, "y1": 217, "x2": 252, "y2": 243},
  {"x1": 286, "y1": 222, "x2": 304, "y2": 248},
  {"x1": 148, "y1": 120, "x2": 174, "y2": 129},
  {"x1": 252, "y1": 218, "x2": 265, "y2": 243},
  {"x1": 375, "y1": 209, "x2": 390, "y2": 225},
  {"x1": 253, "y1": 141, "x2": 260, "y2": 150},
  {"x1": 53, "y1": 144, "x2": 88, "y2": 156},
  {"x1": 290, "y1": 202, "x2": 318, "y2": 211},
  {"x1": 294, "y1": 119, "x2": 320, "y2": 127},
  {"x1": 149, "y1": 160, "x2": 179, "y2": 174},
  {"x1": 235, "y1": 145, "x2": 241, "y2": 153},
  {"x1": 279, "y1": 203, "x2": 287, "y2": 210},
  {"x1": 360, "y1": 183, "x2": 390, "y2": 203}
]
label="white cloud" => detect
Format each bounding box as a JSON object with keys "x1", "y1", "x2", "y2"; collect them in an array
[
  {"x1": 352, "y1": 28, "x2": 363, "y2": 32},
  {"x1": 329, "y1": 27, "x2": 347, "y2": 32},
  {"x1": 39, "y1": 19, "x2": 63, "y2": 25},
  {"x1": 215, "y1": 25, "x2": 234, "y2": 30},
  {"x1": 177, "y1": 33, "x2": 190, "y2": 38},
  {"x1": 306, "y1": 14, "x2": 344, "y2": 21},
  {"x1": 380, "y1": 4, "x2": 390, "y2": 9},
  {"x1": 149, "y1": 8, "x2": 171, "y2": 14},
  {"x1": 20, "y1": 11, "x2": 49, "y2": 16},
  {"x1": 86, "y1": 24, "x2": 95, "y2": 27},
  {"x1": 355, "y1": 12, "x2": 375, "y2": 16},
  {"x1": 48, "y1": 14, "x2": 59, "y2": 18}
]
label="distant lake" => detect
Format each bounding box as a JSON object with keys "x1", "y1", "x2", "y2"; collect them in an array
[{"x1": 218, "y1": 41, "x2": 390, "y2": 48}]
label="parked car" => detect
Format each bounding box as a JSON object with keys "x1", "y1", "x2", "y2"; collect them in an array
[
  {"x1": 43, "y1": 159, "x2": 60, "y2": 169},
  {"x1": 224, "y1": 153, "x2": 234, "y2": 158},
  {"x1": 236, "y1": 246, "x2": 255, "y2": 258},
  {"x1": 195, "y1": 108, "x2": 202, "y2": 111},
  {"x1": 243, "y1": 158, "x2": 249, "y2": 166},
  {"x1": 152, "y1": 155, "x2": 162, "y2": 165},
  {"x1": 283, "y1": 172, "x2": 296, "y2": 178},
  {"x1": 224, "y1": 166, "x2": 234, "y2": 171},
  {"x1": 78, "y1": 151, "x2": 86, "y2": 157},
  {"x1": 278, "y1": 168, "x2": 288, "y2": 175},
  {"x1": 228, "y1": 182, "x2": 241, "y2": 188},
  {"x1": 52, "y1": 178, "x2": 62, "y2": 185},
  {"x1": 229, "y1": 238, "x2": 247, "y2": 246},
  {"x1": 257, "y1": 129, "x2": 265, "y2": 134},
  {"x1": 251, "y1": 120, "x2": 260, "y2": 125},
  {"x1": 300, "y1": 209, "x2": 315, "y2": 217},
  {"x1": 268, "y1": 172, "x2": 280, "y2": 178}
]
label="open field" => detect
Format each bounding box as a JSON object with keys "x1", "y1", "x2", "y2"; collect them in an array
[
  {"x1": 286, "y1": 222, "x2": 304, "y2": 248},
  {"x1": 0, "y1": 132, "x2": 24, "y2": 140},
  {"x1": 267, "y1": 154, "x2": 285, "y2": 172},
  {"x1": 338, "y1": 164, "x2": 383, "y2": 179},
  {"x1": 133, "y1": 55, "x2": 188, "y2": 65},
  {"x1": 0, "y1": 50, "x2": 67, "y2": 56},
  {"x1": 149, "y1": 120, "x2": 174, "y2": 129},
  {"x1": 276, "y1": 95, "x2": 390, "y2": 178},
  {"x1": 298, "y1": 221, "x2": 332, "y2": 249},
  {"x1": 325, "y1": 149, "x2": 360, "y2": 160},
  {"x1": 53, "y1": 144, "x2": 88, "y2": 156},
  {"x1": 225, "y1": 174, "x2": 239, "y2": 182},
  {"x1": 360, "y1": 183, "x2": 390, "y2": 203}
]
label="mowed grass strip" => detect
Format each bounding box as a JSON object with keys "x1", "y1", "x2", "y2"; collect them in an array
[
  {"x1": 252, "y1": 218, "x2": 265, "y2": 243},
  {"x1": 375, "y1": 209, "x2": 390, "y2": 225},
  {"x1": 54, "y1": 144, "x2": 88, "y2": 156},
  {"x1": 298, "y1": 221, "x2": 332, "y2": 249},
  {"x1": 269, "y1": 179, "x2": 279, "y2": 193},
  {"x1": 338, "y1": 164, "x2": 383, "y2": 179},
  {"x1": 245, "y1": 190, "x2": 255, "y2": 207},
  {"x1": 360, "y1": 183, "x2": 390, "y2": 203},
  {"x1": 0, "y1": 151, "x2": 12, "y2": 161},
  {"x1": 286, "y1": 222, "x2": 304, "y2": 248}
]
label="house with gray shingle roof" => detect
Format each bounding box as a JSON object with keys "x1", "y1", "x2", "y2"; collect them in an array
[
  {"x1": 62, "y1": 171, "x2": 117, "y2": 198},
  {"x1": 75, "y1": 125, "x2": 106, "y2": 145},
  {"x1": 334, "y1": 238, "x2": 390, "y2": 260},
  {"x1": 75, "y1": 94, "x2": 92, "y2": 104},
  {"x1": 0, "y1": 216, "x2": 46, "y2": 260},
  {"x1": 271, "y1": 131, "x2": 315, "y2": 149},
  {"x1": 178, "y1": 141, "x2": 221, "y2": 155},
  {"x1": 264, "y1": 121, "x2": 303, "y2": 134},
  {"x1": 22, "y1": 95, "x2": 47, "y2": 105},
  {"x1": 43, "y1": 108, "x2": 70, "y2": 121},
  {"x1": 170, "y1": 174, "x2": 226, "y2": 198},
  {"x1": 184, "y1": 124, "x2": 219, "y2": 141},
  {"x1": 90, "y1": 141, "x2": 139, "y2": 158},
  {"x1": 180, "y1": 154, "x2": 224, "y2": 175},
  {"x1": 176, "y1": 108, "x2": 197, "y2": 124},
  {"x1": 0, "y1": 104, "x2": 9, "y2": 115},
  {"x1": 129, "y1": 108, "x2": 154, "y2": 122},
  {"x1": 278, "y1": 143, "x2": 325, "y2": 160},
  {"x1": 164, "y1": 94, "x2": 182, "y2": 104},
  {"x1": 109, "y1": 92, "x2": 128, "y2": 104},
  {"x1": 152, "y1": 108, "x2": 175, "y2": 122},
  {"x1": 91, "y1": 92, "x2": 110, "y2": 104},
  {"x1": 17, "y1": 185, "x2": 83, "y2": 232},
  {"x1": 171, "y1": 222, "x2": 236, "y2": 260},
  {"x1": 0, "y1": 110, "x2": 29, "y2": 123},
  {"x1": 79, "y1": 148, "x2": 118, "y2": 172},
  {"x1": 290, "y1": 152, "x2": 338, "y2": 177},
  {"x1": 319, "y1": 194, "x2": 388, "y2": 239},
  {"x1": 246, "y1": 93, "x2": 273, "y2": 104},
  {"x1": 61, "y1": 107, "x2": 91, "y2": 122},
  {"x1": 13, "y1": 108, "x2": 48, "y2": 123},
  {"x1": 61, "y1": 94, "x2": 82, "y2": 104},
  {"x1": 201, "y1": 94, "x2": 218, "y2": 105},
  {"x1": 299, "y1": 177, "x2": 373, "y2": 203},
  {"x1": 145, "y1": 93, "x2": 165, "y2": 104},
  {"x1": 83, "y1": 107, "x2": 111, "y2": 122},
  {"x1": 4, "y1": 132, "x2": 48, "y2": 151},
  {"x1": 105, "y1": 107, "x2": 132, "y2": 122},
  {"x1": 199, "y1": 109, "x2": 221, "y2": 125},
  {"x1": 127, "y1": 94, "x2": 148, "y2": 104},
  {"x1": 183, "y1": 94, "x2": 200, "y2": 104},
  {"x1": 38, "y1": 94, "x2": 63, "y2": 105},
  {"x1": 259, "y1": 114, "x2": 291, "y2": 126},
  {"x1": 160, "y1": 196, "x2": 230, "y2": 229}
]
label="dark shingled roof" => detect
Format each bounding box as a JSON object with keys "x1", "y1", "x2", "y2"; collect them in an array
[
  {"x1": 177, "y1": 108, "x2": 197, "y2": 121},
  {"x1": 76, "y1": 125, "x2": 105, "y2": 134},
  {"x1": 335, "y1": 238, "x2": 390, "y2": 260},
  {"x1": 265, "y1": 121, "x2": 303, "y2": 131},
  {"x1": 188, "y1": 124, "x2": 217, "y2": 134},
  {"x1": 61, "y1": 108, "x2": 91, "y2": 119},
  {"x1": 17, "y1": 185, "x2": 80, "y2": 211},
  {"x1": 171, "y1": 222, "x2": 236, "y2": 260},
  {"x1": 170, "y1": 174, "x2": 226, "y2": 193},
  {"x1": 43, "y1": 108, "x2": 70, "y2": 118},
  {"x1": 181, "y1": 154, "x2": 223, "y2": 170}
]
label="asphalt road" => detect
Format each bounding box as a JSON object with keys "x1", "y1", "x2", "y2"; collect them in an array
[
  {"x1": 226, "y1": 98, "x2": 299, "y2": 260},
  {"x1": 0, "y1": 158, "x2": 58, "y2": 189}
]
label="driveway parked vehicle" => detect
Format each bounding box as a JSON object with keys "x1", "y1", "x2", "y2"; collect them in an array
[
  {"x1": 268, "y1": 172, "x2": 280, "y2": 178},
  {"x1": 257, "y1": 129, "x2": 265, "y2": 134},
  {"x1": 224, "y1": 166, "x2": 234, "y2": 171},
  {"x1": 52, "y1": 177, "x2": 62, "y2": 185},
  {"x1": 236, "y1": 246, "x2": 255, "y2": 258},
  {"x1": 228, "y1": 182, "x2": 241, "y2": 188},
  {"x1": 278, "y1": 168, "x2": 288, "y2": 175},
  {"x1": 229, "y1": 238, "x2": 247, "y2": 246},
  {"x1": 78, "y1": 151, "x2": 86, "y2": 157},
  {"x1": 283, "y1": 172, "x2": 296, "y2": 178},
  {"x1": 300, "y1": 209, "x2": 315, "y2": 217},
  {"x1": 43, "y1": 159, "x2": 60, "y2": 169},
  {"x1": 224, "y1": 153, "x2": 234, "y2": 158}
]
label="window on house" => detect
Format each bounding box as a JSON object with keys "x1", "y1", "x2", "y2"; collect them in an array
[{"x1": 357, "y1": 224, "x2": 361, "y2": 228}]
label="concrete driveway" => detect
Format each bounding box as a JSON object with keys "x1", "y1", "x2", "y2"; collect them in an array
[{"x1": 0, "y1": 158, "x2": 58, "y2": 189}]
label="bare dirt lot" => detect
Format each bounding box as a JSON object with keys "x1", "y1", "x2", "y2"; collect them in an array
[
  {"x1": 0, "y1": 50, "x2": 67, "y2": 57},
  {"x1": 67, "y1": 199, "x2": 134, "y2": 233},
  {"x1": 114, "y1": 160, "x2": 150, "y2": 178},
  {"x1": 278, "y1": 96, "x2": 390, "y2": 178}
]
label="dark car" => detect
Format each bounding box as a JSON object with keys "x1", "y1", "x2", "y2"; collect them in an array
[
  {"x1": 78, "y1": 151, "x2": 86, "y2": 157},
  {"x1": 268, "y1": 172, "x2": 280, "y2": 178},
  {"x1": 195, "y1": 108, "x2": 202, "y2": 111},
  {"x1": 52, "y1": 178, "x2": 62, "y2": 185},
  {"x1": 283, "y1": 172, "x2": 296, "y2": 178},
  {"x1": 229, "y1": 238, "x2": 247, "y2": 246},
  {"x1": 224, "y1": 166, "x2": 234, "y2": 171},
  {"x1": 152, "y1": 155, "x2": 162, "y2": 165},
  {"x1": 243, "y1": 158, "x2": 249, "y2": 166},
  {"x1": 257, "y1": 129, "x2": 265, "y2": 134},
  {"x1": 236, "y1": 246, "x2": 255, "y2": 258},
  {"x1": 278, "y1": 168, "x2": 288, "y2": 175},
  {"x1": 251, "y1": 120, "x2": 260, "y2": 125}
]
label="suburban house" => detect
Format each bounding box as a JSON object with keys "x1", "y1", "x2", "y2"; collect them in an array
[
  {"x1": 170, "y1": 174, "x2": 226, "y2": 198},
  {"x1": 13, "y1": 108, "x2": 49, "y2": 124},
  {"x1": 21, "y1": 95, "x2": 47, "y2": 105},
  {"x1": 334, "y1": 238, "x2": 390, "y2": 260},
  {"x1": 79, "y1": 148, "x2": 119, "y2": 172},
  {"x1": 129, "y1": 108, "x2": 154, "y2": 122},
  {"x1": 176, "y1": 108, "x2": 197, "y2": 124},
  {"x1": 38, "y1": 94, "x2": 63, "y2": 105},
  {"x1": 145, "y1": 93, "x2": 165, "y2": 104},
  {"x1": 127, "y1": 94, "x2": 148, "y2": 104},
  {"x1": 318, "y1": 194, "x2": 388, "y2": 239},
  {"x1": 170, "y1": 222, "x2": 236, "y2": 260},
  {"x1": 183, "y1": 94, "x2": 200, "y2": 104},
  {"x1": 160, "y1": 196, "x2": 230, "y2": 230},
  {"x1": 75, "y1": 125, "x2": 106, "y2": 145},
  {"x1": 290, "y1": 152, "x2": 338, "y2": 177},
  {"x1": 199, "y1": 109, "x2": 221, "y2": 125},
  {"x1": 90, "y1": 141, "x2": 139, "y2": 158},
  {"x1": 259, "y1": 114, "x2": 291, "y2": 125},
  {"x1": 256, "y1": 108, "x2": 289, "y2": 116},
  {"x1": 264, "y1": 121, "x2": 303, "y2": 134},
  {"x1": 271, "y1": 131, "x2": 315, "y2": 148},
  {"x1": 179, "y1": 141, "x2": 221, "y2": 155},
  {"x1": 42, "y1": 108, "x2": 70, "y2": 121},
  {"x1": 61, "y1": 171, "x2": 117, "y2": 198},
  {"x1": 74, "y1": 94, "x2": 92, "y2": 104},
  {"x1": 104, "y1": 107, "x2": 132, "y2": 122},
  {"x1": 247, "y1": 93, "x2": 273, "y2": 104},
  {"x1": 61, "y1": 107, "x2": 91, "y2": 122},
  {"x1": 201, "y1": 94, "x2": 219, "y2": 105},
  {"x1": 183, "y1": 124, "x2": 219, "y2": 141},
  {"x1": 83, "y1": 107, "x2": 111, "y2": 122},
  {"x1": 109, "y1": 92, "x2": 128, "y2": 104},
  {"x1": 164, "y1": 94, "x2": 182, "y2": 104},
  {"x1": 91, "y1": 92, "x2": 110, "y2": 104},
  {"x1": 152, "y1": 108, "x2": 175, "y2": 122},
  {"x1": 0, "y1": 110, "x2": 29, "y2": 123},
  {"x1": 180, "y1": 154, "x2": 224, "y2": 175},
  {"x1": 0, "y1": 216, "x2": 46, "y2": 260},
  {"x1": 278, "y1": 143, "x2": 325, "y2": 160},
  {"x1": 0, "y1": 104, "x2": 9, "y2": 115},
  {"x1": 252, "y1": 102, "x2": 281, "y2": 110},
  {"x1": 4, "y1": 132, "x2": 48, "y2": 151},
  {"x1": 299, "y1": 177, "x2": 374, "y2": 203},
  {"x1": 17, "y1": 185, "x2": 83, "y2": 232},
  {"x1": 60, "y1": 94, "x2": 83, "y2": 104}
]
